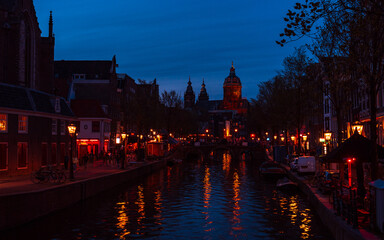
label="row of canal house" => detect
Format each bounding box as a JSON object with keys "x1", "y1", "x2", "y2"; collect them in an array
[
  {"x1": 0, "y1": 0, "x2": 148, "y2": 177},
  {"x1": 0, "y1": 0, "x2": 76, "y2": 176},
  {"x1": 321, "y1": 57, "x2": 384, "y2": 179}
]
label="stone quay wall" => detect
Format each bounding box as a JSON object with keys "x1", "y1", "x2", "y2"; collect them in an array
[
  {"x1": 0, "y1": 160, "x2": 166, "y2": 231},
  {"x1": 286, "y1": 170, "x2": 372, "y2": 240}
]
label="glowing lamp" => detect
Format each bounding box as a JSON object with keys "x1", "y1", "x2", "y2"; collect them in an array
[
  {"x1": 116, "y1": 137, "x2": 121, "y2": 144},
  {"x1": 235, "y1": 129, "x2": 238, "y2": 132},
  {"x1": 319, "y1": 138, "x2": 325, "y2": 143},
  {"x1": 281, "y1": 136, "x2": 285, "y2": 142},
  {"x1": 291, "y1": 136, "x2": 295, "y2": 141},
  {"x1": 324, "y1": 132, "x2": 332, "y2": 141},
  {"x1": 206, "y1": 129, "x2": 209, "y2": 133},
  {"x1": 302, "y1": 135, "x2": 308, "y2": 142},
  {"x1": 67, "y1": 124, "x2": 77, "y2": 137},
  {"x1": 121, "y1": 133, "x2": 127, "y2": 140},
  {"x1": 274, "y1": 135, "x2": 277, "y2": 140},
  {"x1": 351, "y1": 122, "x2": 363, "y2": 135}
]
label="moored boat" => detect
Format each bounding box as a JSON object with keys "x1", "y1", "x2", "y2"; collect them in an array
[
  {"x1": 259, "y1": 161, "x2": 286, "y2": 179},
  {"x1": 276, "y1": 177, "x2": 298, "y2": 191}
]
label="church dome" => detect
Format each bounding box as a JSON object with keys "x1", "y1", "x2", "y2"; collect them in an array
[{"x1": 224, "y1": 62, "x2": 241, "y2": 86}]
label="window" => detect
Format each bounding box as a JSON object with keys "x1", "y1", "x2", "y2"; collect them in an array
[
  {"x1": 325, "y1": 117, "x2": 330, "y2": 131},
  {"x1": 0, "y1": 143, "x2": 7, "y2": 170},
  {"x1": 92, "y1": 121, "x2": 100, "y2": 132},
  {"x1": 17, "y1": 143, "x2": 28, "y2": 169},
  {"x1": 51, "y1": 143, "x2": 57, "y2": 165},
  {"x1": 104, "y1": 122, "x2": 110, "y2": 133},
  {"x1": 52, "y1": 119, "x2": 57, "y2": 135},
  {"x1": 41, "y1": 143, "x2": 48, "y2": 166},
  {"x1": 60, "y1": 120, "x2": 65, "y2": 135},
  {"x1": 18, "y1": 115, "x2": 28, "y2": 133},
  {"x1": 0, "y1": 114, "x2": 7, "y2": 132},
  {"x1": 324, "y1": 99, "x2": 329, "y2": 114}
]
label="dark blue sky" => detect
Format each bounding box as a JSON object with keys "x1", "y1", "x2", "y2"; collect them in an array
[{"x1": 34, "y1": 0, "x2": 308, "y2": 100}]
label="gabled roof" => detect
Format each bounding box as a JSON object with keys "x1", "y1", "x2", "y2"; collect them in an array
[
  {"x1": 54, "y1": 60, "x2": 113, "y2": 79},
  {"x1": 70, "y1": 99, "x2": 109, "y2": 119},
  {"x1": 0, "y1": 84, "x2": 33, "y2": 111},
  {"x1": 0, "y1": 83, "x2": 74, "y2": 117}
]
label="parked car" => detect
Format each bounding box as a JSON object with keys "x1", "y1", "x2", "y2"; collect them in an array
[
  {"x1": 296, "y1": 156, "x2": 316, "y2": 174},
  {"x1": 290, "y1": 157, "x2": 299, "y2": 172}
]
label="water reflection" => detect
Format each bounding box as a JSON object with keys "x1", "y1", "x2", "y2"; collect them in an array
[
  {"x1": 203, "y1": 166, "x2": 212, "y2": 232},
  {"x1": 231, "y1": 171, "x2": 242, "y2": 233},
  {"x1": 3, "y1": 152, "x2": 333, "y2": 240}
]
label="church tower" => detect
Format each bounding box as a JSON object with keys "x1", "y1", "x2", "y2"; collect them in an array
[
  {"x1": 184, "y1": 77, "x2": 195, "y2": 109},
  {"x1": 198, "y1": 79, "x2": 209, "y2": 102},
  {"x1": 223, "y1": 62, "x2": 241, "y2": 110}
]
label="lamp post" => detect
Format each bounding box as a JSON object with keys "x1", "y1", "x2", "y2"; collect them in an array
[
  {"x1": 121, "y1": 133, "x2": 127, "y2": 169},
  {"x1": 302, "y1": 134, "x2": 308, "y2": 155},
  {"x1": 291, "y1": 135, "x2": 296, "y2": 154},
  {"x1": 67, "y1": 123, "x2": 77, "y2": 180},
  {"x1": 324, "y1": 131, "x2": 332, "y2": 154}
]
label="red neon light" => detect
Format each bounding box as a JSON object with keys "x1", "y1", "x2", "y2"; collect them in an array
[{"x1": 77, "y1": 139, "x2": 100, "y2": 142}]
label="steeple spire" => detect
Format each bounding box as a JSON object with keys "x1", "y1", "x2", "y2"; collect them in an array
[{"x1": 49, "y1": 11, "x2": 53, "y2": 38}]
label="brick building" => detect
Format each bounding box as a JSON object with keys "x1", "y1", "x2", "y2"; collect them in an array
[
  {"x1": 0, "y1": 0, "x2": 74, "y2": 177},
  {"x1": 54, "y1": 57, "x2": 129, "y2": 150}
]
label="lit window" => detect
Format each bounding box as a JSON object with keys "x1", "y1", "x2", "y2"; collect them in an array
[
  {"x1": 18, "y1": 115, "x2": 28, "y2": 133},
  {"x1": 0, "y1": 114, "x2": 7, "y2": 132},
  {"x1": 52, "y1": 119, "x2": 57, "y2": 135}
]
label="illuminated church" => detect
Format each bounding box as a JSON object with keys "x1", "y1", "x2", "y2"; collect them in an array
[{"x1": 184, "y1": 62, "x2": 249, "y2": 139}]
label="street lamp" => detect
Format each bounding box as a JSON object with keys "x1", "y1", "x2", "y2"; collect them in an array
[
  {"x1": 351, "y1": 121, "x2": 363, "y2": 135},
  {"x1": 121, "y1": 133, "x2": 127, "y2": 169},
  {"x1": 67, "y1": 123, "x2": 77, "y2": 180},
  {"x1": 324, "y1": 131, "x2": 332, "y2": 155},
  {"x1": 302, "y1": 134, "x2": 308, "y2": 155},
  {"x1": 324, "y1": 131, "x2": 332, "y2": 141}
]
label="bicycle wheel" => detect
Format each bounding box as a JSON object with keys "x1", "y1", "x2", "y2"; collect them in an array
[
  {"x1": 49, "y1": 172, "x2": 59, "y2": 184},
  {"x1": 30, "y1": 172, "x2": 41, "y2": 184},
  {"x1": 58, "y1": 171, "x2": 67, "y2": 183}
]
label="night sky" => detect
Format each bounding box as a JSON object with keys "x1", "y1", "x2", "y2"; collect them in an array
[{"x1": 34, "y1": 0, "x2": 309, "y2": 100}]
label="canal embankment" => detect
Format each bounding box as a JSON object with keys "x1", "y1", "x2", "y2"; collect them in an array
[
  {"x1": 283, "y1": 166, "x2": 380, "y2": 240},
  {"x1": 0, "y1": 160, "x2": 166, "y2": 232}
]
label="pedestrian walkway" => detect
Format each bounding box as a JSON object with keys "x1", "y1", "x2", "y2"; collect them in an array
[{"x1": 0, "y1": 160, "x2": 146, "y2": 196}]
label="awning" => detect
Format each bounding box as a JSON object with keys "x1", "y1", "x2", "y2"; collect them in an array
[{"x1": 325, "y1": 131, "x2": 384, "y2": 163}]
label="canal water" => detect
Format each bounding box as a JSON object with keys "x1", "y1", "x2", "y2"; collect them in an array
[{"x1": 4, "y1": 152, "x2": 333, "y2": 240}]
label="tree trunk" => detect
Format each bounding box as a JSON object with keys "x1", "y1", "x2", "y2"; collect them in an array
[
  {"x1": 370, "y1": 78, "x2": 378, "y2": 181},
  {"x1": 336, "y1": 107, "x2": 345, "y2": 184},
  {"x1": 297, "y1": 87, "x2": 301, "y2": 155}
]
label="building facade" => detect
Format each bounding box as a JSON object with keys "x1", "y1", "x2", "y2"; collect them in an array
[
  {"x1": 0, "y1": 0, "x2": 74, "y2": 177},
  {"x1": 183, "y1": 63, "x2": 249, "y2": 140}
]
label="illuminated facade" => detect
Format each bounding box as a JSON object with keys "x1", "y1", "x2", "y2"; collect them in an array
[
  {"x1": 223, "y1": 62, "x2": 247, "y2": 115},
  {"x1": 183, "y1": 63, "x2": 249, "y2": 138},
  {"x1": 70, "y1": 99, "x2": 111, "y2": 159}
]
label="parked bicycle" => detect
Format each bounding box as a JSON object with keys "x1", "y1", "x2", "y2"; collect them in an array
[{"x1": 30, "y1": 165, "x2": 66, "y2": 184}]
